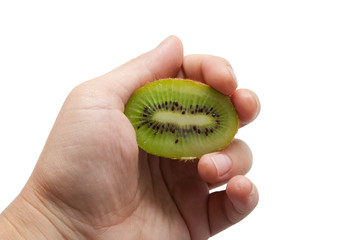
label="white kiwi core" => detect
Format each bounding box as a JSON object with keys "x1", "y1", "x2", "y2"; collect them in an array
[{"x1": 152, "y1": 111, "x2": 212, "y2": 127}]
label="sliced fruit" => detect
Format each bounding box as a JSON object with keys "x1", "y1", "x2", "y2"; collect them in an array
[{"x1": 124, "y1": 78, "x2": 238, "y2": 160}]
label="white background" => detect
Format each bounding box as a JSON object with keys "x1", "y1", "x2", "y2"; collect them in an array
[{"x1": 1, "y1": 0, "x2": 360, "y2": 239}]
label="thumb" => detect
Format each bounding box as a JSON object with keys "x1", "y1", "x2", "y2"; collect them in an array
[{"x1": 101, "y1": 36, "x2": 184, "y2": 105}]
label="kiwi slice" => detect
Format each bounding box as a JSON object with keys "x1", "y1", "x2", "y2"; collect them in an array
[{"x1": 125, "y1": 78, "x2": 238, "y2": 160}]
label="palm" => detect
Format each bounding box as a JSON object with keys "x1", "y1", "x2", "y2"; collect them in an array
[
  {"x1": 34, "y1": 90, "x2": 209, "y2": 239},
  {"x1": 85, "y1": 109, "x2": 211, "y2": 239}
]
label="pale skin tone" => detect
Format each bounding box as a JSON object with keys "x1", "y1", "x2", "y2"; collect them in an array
[{"x1": 0, "y1": 36, "x2": 260, "y2": 240}]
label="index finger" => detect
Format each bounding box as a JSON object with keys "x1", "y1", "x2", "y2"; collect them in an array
[
  {"x1": 180, "y1": 54, "x2": 238, "y2": 96},
  {"x1": 180, "y1": 55, "x2": 260, "y2": 127}
]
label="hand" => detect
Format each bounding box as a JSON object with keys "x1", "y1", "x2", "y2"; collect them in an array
[{"x1": 0, "y1": 36, "x2": 260, "y2": 240}]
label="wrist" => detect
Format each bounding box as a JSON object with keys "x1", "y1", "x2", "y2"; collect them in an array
[{"x1": 0, "y1": 184, "x2": 85, "y2": 240}]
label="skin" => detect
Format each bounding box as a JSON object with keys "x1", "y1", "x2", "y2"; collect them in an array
[{"x1": 0, "y1": 36, "x2": 260, "y2": 240}]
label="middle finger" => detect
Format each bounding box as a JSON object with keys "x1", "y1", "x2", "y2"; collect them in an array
[{"x1": 197, "y1": 139, "x2": 253, "y2": 189}]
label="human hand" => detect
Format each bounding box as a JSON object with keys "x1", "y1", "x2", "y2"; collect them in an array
[{"x1": 0, "y1": 36, "x2": 260, "y2": 240}]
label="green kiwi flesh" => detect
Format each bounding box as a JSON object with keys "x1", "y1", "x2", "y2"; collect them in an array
[{"x1": 124, "y1": 79, "x2": 238, "y2": 160}]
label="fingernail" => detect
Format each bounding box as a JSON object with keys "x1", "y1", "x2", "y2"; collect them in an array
[
  {"x1": 157, "y1": 35, "x2": 175, "y2": 48},
  {"x1": 232, "y1": 180, "x2": 258, "y2": 212},
  {"x1": 226, "y1": 66, "x2": 238, "y2": 85},
  {"x1": 247, "y1": 183, "x2": 258, "y2": 207},
  {"x1": 239, "y1": 90, "x2": 261, "y2": 126},
  {"x1": 249, "y1": 182, "x2": 256, "y2": 196},
  {"x1": 250, "y1": 90, "x2": 261, "y2": 119},
  {"x1": 210, "y1": 153, "x2": 232, "y2": 177}
]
